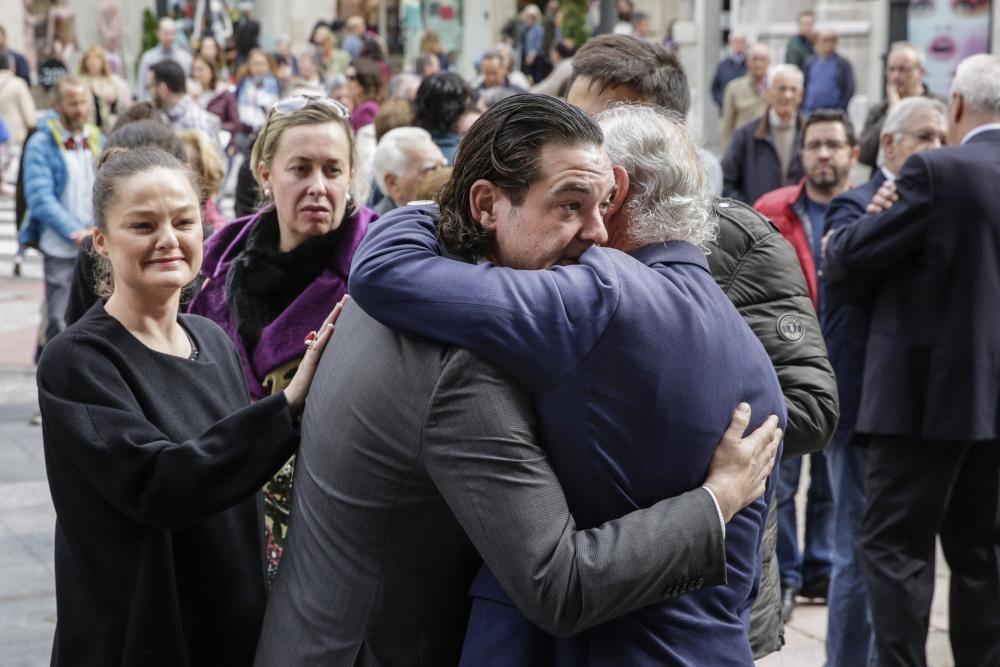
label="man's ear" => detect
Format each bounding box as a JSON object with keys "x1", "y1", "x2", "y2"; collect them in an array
[
  {"x1": 950, "y1": 92, "x2": 965, "y2": 127},
  {"x1": 879, "y1": 132, "x2": 894, "y2": 163},
  {"x1": 604, "y1": 165, "x2": 630, "y2": 220},
  {"x1": 383, "y1": 172, "x2": 398, "y2": 199},
  {"x1": 469, "y1": 179, "x2": 501, "y2": 230}
]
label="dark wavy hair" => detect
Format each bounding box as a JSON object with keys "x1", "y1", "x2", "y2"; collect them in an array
[
  {"x1": 351, "y1": 56, "x2": 385, "y2": 102},
  {"x1": 413, "y1": 72, "x2": 472, "y2": 136},
  {"x1": 437, "y1": 93, "x2": 603, "y2": 258},
  {"x1": 571, "y1": 34, "x2": 691, "y2": 114}
]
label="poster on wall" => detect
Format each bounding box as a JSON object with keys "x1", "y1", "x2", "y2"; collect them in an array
[
  {"x1": 424, "y1": 0, "x2": 462, "y2": 54},
  {"x1": 908, "y1": 0, "x2": 993, "y2": 97}
]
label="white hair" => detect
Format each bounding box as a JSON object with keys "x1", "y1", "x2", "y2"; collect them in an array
[
  {"x1": 876, "y1": 96, "x2": 947, "y2": 166},
  {"x1": 767, "y1": 64, "x2": 804, "y2": 89},
  {"x1": 372, "y1": 127, "x2": 435, "y2": 195},
  {"x1": 881, "y1": 96, "x2": 947, "y2": 137},
  {"x1": 597, "y1": 104, "x2": 717, "y2": 251},
  {"x1": 951, "y1": 54, "x2": 1000, "y2": 116},
  {"x1": 388, "y1": 73, "x2": 421, "y2": 100}
]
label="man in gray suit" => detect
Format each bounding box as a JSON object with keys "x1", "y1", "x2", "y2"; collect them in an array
[{"x1": 255, "y1": 99, "x2": 782, "y2": 667}]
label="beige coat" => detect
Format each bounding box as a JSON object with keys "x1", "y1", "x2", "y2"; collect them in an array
[
  {"x1": 0, "y1": 70, "x2": 37, "y2": 146},
  {"x1": 720, "y1": 74, "x2": 768, "y2": 151}
]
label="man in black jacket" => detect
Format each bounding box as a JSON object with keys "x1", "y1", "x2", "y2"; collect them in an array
[
  {"x1": 824, "y1": 53, "x2": 1000, "y2": 667},
  {"x1": 566, "y1": 33, "x2": 838, "y2": 658},
  {"x1": 723, "y1": 65, "x2": 806, "y2": 205},
  {"x1": 857, "y1": 42, "x2": 942, "y2": 168}
]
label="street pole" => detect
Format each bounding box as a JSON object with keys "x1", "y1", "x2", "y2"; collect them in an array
[{"x1": 597, "y1": 0, "x2": 616, "y2": 35}]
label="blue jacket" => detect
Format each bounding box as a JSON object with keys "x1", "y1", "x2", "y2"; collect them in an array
[
  {"x1": 350, "y1": 206, "x2": 787, "y2": 666},
  {"x1": 20, "y1": 114, "x2": 103, "y2": 247},
  {"x1": 802, "y1": 52, "x2": 855, "y2": 112},
  {"x1": 819, "y1": 171, "x2": 884, "y2": 440},
  {"x1": 712, "y1": 55, "x2": 747, "y2": 109},
  {"x1": 825, "y1": 129, "x2": 1000, "y2": 441},
  {"x1": 430, "y1": 129, "x2": 461, "y2": 165}
]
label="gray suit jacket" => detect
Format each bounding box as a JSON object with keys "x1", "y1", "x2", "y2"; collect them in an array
[{"x1": 254, "y1": 303, "x2": 726, "y2": 666}]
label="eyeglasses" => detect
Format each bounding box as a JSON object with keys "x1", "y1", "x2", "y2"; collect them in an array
[
  {"x1": 803, "y1": 140, "x2": 850, "y2": 152},
  {"x1": 270, "y1": 95, "x2": 350, "y2": 119}
]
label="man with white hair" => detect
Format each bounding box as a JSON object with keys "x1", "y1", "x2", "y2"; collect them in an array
[
  {"x1": 136, "y1": 18, "x2": 192, "y2": 101},
  {"x1": 858, "y1": 42, "x2": 941, "y2": 168},
  {"x1": 824, "y1": 54, "x2": 1000, "y2": 666},
  {"x1": 819, "y1": 95, "x2": 947, "y2": 667},
  {"x1": 348, "y1": 96, "x2": 786, "y2": 666},
  {"x1": 720, "y1": 43, "x2": 771, "y2": 149},
  {"x1": 371, "y1": 127, "x2": 447, "y2": 215},
  {"x1": 387, "y1": 72, "x2": 421, "y2": 101},
  {"x1": 723, "y1": 64, "x2": 806, "y2": 205}
]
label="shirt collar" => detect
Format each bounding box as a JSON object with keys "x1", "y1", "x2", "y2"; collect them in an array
[
  {"x1": 769, "y1": 108, "x2": 795, "y2": 130},
  {"x1": 880, "y1": 166, "x2": 896, "y2": 182},
  {"x1": 960, "y1": 123, "x2": 1000, "y2": 145},
  {"x1": 57, "y1": 119, "x2": 83, "y2": 142},
  {"x1": 629, "y1": 240, "x2": 709, "y2": 271}
]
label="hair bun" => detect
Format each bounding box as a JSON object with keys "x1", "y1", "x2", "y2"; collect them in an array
[{"x1": 97, "y1": 146, "x2": 130, "y2": 171}]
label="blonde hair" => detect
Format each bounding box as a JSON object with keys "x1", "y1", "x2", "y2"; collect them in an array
[
  {"x1": 235, "y1": 48, "x2": 276, "y2": 83},
  {"x1": 250, "y1": 98, "x2": 360, "y2": 206},
  {"x1": 420, "y1": 31, "x2": 443, "y2": 55},
  {"x1": 177, "y1": 129, "x2": 224, "y2": 199},
  {"x1": 78, "y1": 46, "x2": 111, "y2": 78},
  {"x1": 314, "y1": 26, "x2": 337, "y2": 47}
]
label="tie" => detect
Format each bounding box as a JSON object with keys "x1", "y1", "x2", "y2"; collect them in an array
[{"x1": 64, "y1": 136, "x2": 89, "y2": 150}]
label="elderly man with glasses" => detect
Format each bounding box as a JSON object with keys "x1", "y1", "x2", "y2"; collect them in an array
[{"x1": 858, "y1": 41, "x2": 944, "y2": 168}]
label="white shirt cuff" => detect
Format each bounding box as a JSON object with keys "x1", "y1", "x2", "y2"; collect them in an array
[{"x1": 701, "y1": 486, "x2": 726, "y2": 538}]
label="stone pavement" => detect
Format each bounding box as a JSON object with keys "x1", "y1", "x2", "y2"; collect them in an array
[{"x1": 0, "y1": 196, "x2": 957, "y2": 666}]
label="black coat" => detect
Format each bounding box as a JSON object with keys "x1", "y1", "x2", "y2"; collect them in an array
[
  {"x1": 707, "y1": 198, "x2": 839, "y2": 658},
  {"x1": 825, "y1": 128, "x2": 1000, "y2": 441},
  {"x1": 857, "y1": 86, "x2": 942, "y2": 167},
  {"x1": 819, "y1": 170, "x2": 885, "y2": 437},
  {"x1": 37, "y1": 303, "x2": 298, "y2": 666},
  {"x1": 722, "y1": 112, "x2": 805, "y2": 205}
]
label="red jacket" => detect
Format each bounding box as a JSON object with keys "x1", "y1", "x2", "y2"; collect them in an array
[{"x1": 753, "y1": 179, "x2": 818, "y2": 307}]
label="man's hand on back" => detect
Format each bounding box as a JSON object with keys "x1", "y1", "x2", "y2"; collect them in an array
[{"x1": 703, "y1": 404, "x2": 781, "y2": 523}]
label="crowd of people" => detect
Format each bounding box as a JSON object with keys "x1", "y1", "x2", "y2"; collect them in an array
[{"x1": 1, "y1": 4, "x2": 998, "y2": 667}]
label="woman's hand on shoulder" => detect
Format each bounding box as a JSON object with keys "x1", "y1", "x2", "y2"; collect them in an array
[{"x1": 283, "y1": 296, "x2": 349, "y2": 413}]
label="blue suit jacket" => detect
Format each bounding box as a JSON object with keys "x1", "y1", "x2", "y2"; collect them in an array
[
  {"x1": 825, "y1": 129, "x2": 1000, "y2": 441},
  {"x1": 819, "y1": 170, "x2": 884, "y2": 438},
  {"x1": 350, "y1": 206, "x2": 787, "y2": 666}
]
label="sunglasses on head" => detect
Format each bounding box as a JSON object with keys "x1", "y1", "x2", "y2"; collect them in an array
[{"x1": 270, "y1": 95, "x2": 351, "y2": 119}]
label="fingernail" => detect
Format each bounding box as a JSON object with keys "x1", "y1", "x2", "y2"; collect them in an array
[{"x1": 738, "y1": 402, "x2": 750, "y2": 414}]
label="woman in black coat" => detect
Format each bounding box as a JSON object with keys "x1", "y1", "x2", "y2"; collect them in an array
[{"x1": 36, "y1": 146, "x2": 338, "y2": 666}]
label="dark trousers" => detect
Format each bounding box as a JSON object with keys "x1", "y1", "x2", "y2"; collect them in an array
[
  {"x1": 42, "y1": 253, "x2": 77, "y2": 344},
  {"x1": 859, "y1": 436, "x2": 1000, "y2": 667}
]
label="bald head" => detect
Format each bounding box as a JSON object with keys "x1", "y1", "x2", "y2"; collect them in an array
[
  {"x1": 816, "y1": 31, "x2": 838, "y2": 56},
  {"x1": 747, "y1": 43, "x2": 771, "y2": 81},
  {"x1": 729, "y1": 31, "x2": 748, "y2": 56},
  {"x1": 158, "y1": 18, "x2": 177, "y2": 49}
]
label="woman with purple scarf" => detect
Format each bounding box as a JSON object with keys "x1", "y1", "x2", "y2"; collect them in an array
[{"x1": 188, "y1": 96, "x2": 377, "y2": 581}]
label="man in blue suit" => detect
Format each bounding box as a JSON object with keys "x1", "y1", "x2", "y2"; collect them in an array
[
  {"x1": 350, "y1": 97, "x2": 787, "y2": 665},
  {"x1": 824, "y1": 54, "x2": 1000, "y2": 666},
  {"x1": 820, "y1": 95, "x2": 947, "y2": 667}
]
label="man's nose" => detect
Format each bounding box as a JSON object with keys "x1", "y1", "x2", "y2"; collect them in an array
[{"x1": 581, "y1": 208, "x2": 609, "y2": 245}]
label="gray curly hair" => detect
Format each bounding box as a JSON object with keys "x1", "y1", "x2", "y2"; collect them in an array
[{"x1": 596, "y1": 104, "x2": 717, "y2": 250}]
